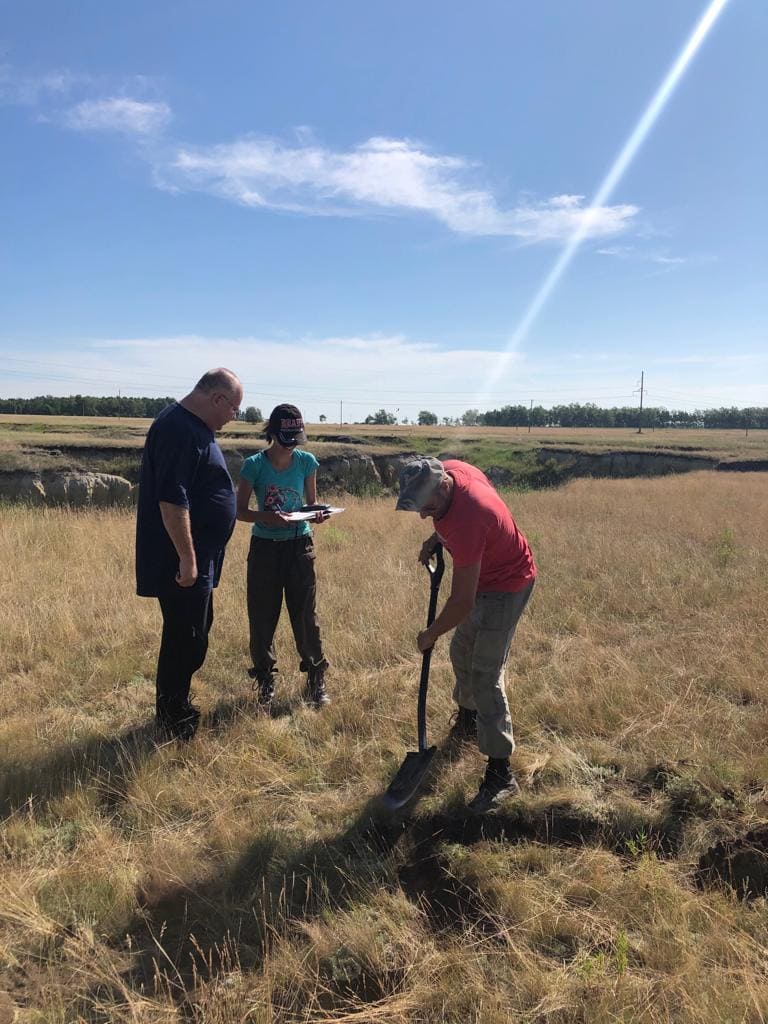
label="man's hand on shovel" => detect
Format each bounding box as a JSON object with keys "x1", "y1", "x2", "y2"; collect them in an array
[{"x1": 417, "y1": 627, "x2": 436, "y2": 653}]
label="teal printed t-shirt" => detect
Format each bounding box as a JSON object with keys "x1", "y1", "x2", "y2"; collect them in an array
[{"x1": 240, "y1": 449, "x2": 320, "y2": 540}]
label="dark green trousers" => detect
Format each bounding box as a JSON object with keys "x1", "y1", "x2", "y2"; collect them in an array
[{"x1": 246, "y1": 535, "x2": 328, "y2": 677}]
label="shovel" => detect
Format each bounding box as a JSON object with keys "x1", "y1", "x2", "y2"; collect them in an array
[{"x1": 382, "y1": 542, "x2": 445, "y2": 810}]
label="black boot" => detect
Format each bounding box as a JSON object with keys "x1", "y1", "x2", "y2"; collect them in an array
[
  {"x1": 156, "y1": 698, "x2": 200, "y2": 742},
  {"x1": 467, "y1": 757, "x2": 520, "y2": 814},
  {"x1": 248, "y1": 668, "x2": 276, "y2": 708},
  {"x1": 449, "y1": 706, "x2": 477, "y2": 742},
  {"x1": 305, "y1": 664, "x2": 330, "y2": 708}
]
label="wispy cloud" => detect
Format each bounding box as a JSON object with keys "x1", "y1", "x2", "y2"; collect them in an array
[
  {"x1": 4, "y1": 334, "x2": 764, "y2": 414},
  {"x1": 65, "y1": 97, "x2": 171, "y2": 136},
  {"x1": 595, "y1": 245, "x2": 636, "y2": 257},
  {"x1": 4, "y1": 58, "x2": 640, "y2": 243},
  {"x1": 163, "y1": 135, "x2": 639, "y2": 242},
  {"x1": 1, "y1": 61, "x2": 168, "y2": 136},
  {"x1": 1, "y1": 334, "x2": 525, "y2": 416},
  {"x1": 0, "y1": 64, "x2": 84, "y2": 105},
  {"x1": 595, "y1": 244, "x2": 704, "y2": 268}
]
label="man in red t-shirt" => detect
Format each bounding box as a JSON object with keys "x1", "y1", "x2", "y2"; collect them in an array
[{"x1": 397, "y1": 457, "x2": 536, "y2": 812}]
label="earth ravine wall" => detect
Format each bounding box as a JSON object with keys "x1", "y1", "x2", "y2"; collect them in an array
[
  {"x1": 1, "y1": 448, "x2": 765, "y2": 506},
  {"x1": 0, "y1": 471, "x2": 135, "y2": 507},
  {"x1": 536, "y1": 447, "x2": 718, "y2": 478}
]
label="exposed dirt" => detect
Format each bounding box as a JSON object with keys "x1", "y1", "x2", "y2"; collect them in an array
[
  {"x1": 398, "y1": 852, "x2": 495, "y2": 933},
  {"x1": 696, "y1": 824, "x2": 768, "y2": 899}
]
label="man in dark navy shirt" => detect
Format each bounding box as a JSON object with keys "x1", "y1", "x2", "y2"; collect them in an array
[{"x1": 136, "y1": 367, "x2": 243, "y2": 739}]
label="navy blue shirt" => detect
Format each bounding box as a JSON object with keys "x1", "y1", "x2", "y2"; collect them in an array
[{"x1": 135, "y1": 403, "x2": 237, "y2": 597}]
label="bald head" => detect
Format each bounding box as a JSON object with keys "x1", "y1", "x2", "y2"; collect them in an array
[
  {"x1": 194, "y1": 368, "x2": 241, "y2": 396},
  {"x1": 181, "y1": 367, "x2": 243, "y2": 432}
]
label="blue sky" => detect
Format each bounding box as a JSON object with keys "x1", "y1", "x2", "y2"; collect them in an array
[{"x1": 1, "y1": 0, "x2": 766, "y2": 420}]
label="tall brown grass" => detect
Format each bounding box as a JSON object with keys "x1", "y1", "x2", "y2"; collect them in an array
[{"x1": 1, "y1": 471, "x2": 767, "y2": 1022}]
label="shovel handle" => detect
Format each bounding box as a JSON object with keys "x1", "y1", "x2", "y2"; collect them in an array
[
  {"x1": 425, "y1": 542, "x2": 444, "y2": 628},
  {"x1": 418, "y1": 542, "x2": 443, "y2": 752}
]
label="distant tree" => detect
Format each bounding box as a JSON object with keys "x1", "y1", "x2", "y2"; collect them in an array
[
  {"x1": 244, "y1": 406, "x2": 262, "y2": 424},
  {"x1": 319, "y1": 413, "x2": 327, "y2": 423},
  {"x1": 461, "y1": 409, "x2": 479, "y2": 426},
  {"x1": 364, "y1": 408, "x2": 397, "y2": 425},
  {"x1": 418, "y1": 410, "x2": 438, "y2": 425}
]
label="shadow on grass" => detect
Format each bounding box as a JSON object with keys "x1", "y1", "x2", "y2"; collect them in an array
[
  {"x1": 0, "y1": 695, "x2": 286, "y2": 822},
  {"x1": 83, "y1": 733, "x2": 462, "y2": 1017},
  {"x1": 0, "y1": 720, "x2": 162, "y2": 822},
  {"x1": 77, "y1": 734, "x2": 705, "y2": 1018}
]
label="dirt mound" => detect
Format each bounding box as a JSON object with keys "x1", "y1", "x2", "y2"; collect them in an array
[{"x1": 696, "y1": 824, "x2": 768, "y2": 899}]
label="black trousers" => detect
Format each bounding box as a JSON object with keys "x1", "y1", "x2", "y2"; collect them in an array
[
  {"x1": 156, "y1": 583, "x2": 214, "y2": 716},
  {"x1": 247, "y1": 535, "x2": 327, "y2": 677}
]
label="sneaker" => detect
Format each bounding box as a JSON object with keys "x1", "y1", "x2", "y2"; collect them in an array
[
  {"x1": 467, "y1": 758, "x2": 520, "y2": 814},
  {"x1": 449, "y1": 706, "x2": 477, "y2": 743},
  {"x1": 304, "y1": 665, "x2": 330, "y2": 709},
  {"x1": 248, "y1": 668, "x2": 276, "y2": 708}
]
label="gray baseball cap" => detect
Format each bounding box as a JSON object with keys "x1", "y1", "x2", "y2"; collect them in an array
[{"x1": 396, "y1": 457, "x2": 446, "y2": 511}]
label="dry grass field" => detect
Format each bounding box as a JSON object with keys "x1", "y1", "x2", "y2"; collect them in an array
[
  {"x1": 2, "y1": 472, "x2": 768, "y2": 1022},
  {"x1": 2, "y1": 413, "x2": 768, "y2": 461}
]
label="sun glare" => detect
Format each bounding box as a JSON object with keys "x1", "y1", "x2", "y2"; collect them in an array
[{"x1": 476, "y1": 0, "x2": 730, "y2": 405}]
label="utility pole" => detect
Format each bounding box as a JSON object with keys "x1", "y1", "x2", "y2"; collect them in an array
[
  {"x1": 637, "y1": 371, "x2": 644, "y2": 434},
  {"x1": 339, "y1": 400, "x2": 343, "y2": 428},
  {"x1": 528, "y1": 398, "x2": 533, "y2": 434}
]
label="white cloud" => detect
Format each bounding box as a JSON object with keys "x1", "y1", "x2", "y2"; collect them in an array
[
  {"x1": 3, "y1": 334, "x2": 524, "y2": 418},
  {"x1": 596, "y1": 245, "x2": 635, "y2": 257},
  {"x1": 596, "y1": 245, "x2": 702, "y2": 268},
  {"x1": 4, "y1": 335, "x2": 766, "y2": 415},
  {"x1": 0, "y1": 65, "x2": 83, "y2": 105},
  {"x1": 3, "y1": 59, "x2": 641, "y2": 243},
  {"x1": 163, "y1": 135, "x2": 639, "y2": 242},
  {"x1": 65, "y1": 97, "x2": 171, "y2": 136}
]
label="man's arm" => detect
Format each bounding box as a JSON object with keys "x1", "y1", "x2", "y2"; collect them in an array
[
  {"x1": 159, "y1": 502, "x2": 197, "y2": 587},
  {"x1": 417, "y1": 562, "x2": 480, "y2": 652}
]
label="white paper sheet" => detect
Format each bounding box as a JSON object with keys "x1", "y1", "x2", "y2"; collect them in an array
[{"x1": 281, "y1": 507, "x2": 346, "y2": 522}]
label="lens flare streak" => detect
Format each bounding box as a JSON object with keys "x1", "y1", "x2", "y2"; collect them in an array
[{"x1": 478, "y1": 0, "x2": 730, "y2": 404}]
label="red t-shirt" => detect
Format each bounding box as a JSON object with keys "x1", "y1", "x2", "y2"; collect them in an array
[{"x1": 433, "y1": 460, "x2": 536, "y2": 593}]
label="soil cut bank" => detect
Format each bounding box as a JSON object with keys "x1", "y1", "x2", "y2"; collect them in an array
[{"x1": 1, "y1": 442, "x2": 767, "y2": 506}]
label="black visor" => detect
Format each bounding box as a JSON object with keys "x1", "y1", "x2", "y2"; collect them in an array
[{"x1": 276, "y1": 430, "x2": 302, "y2": 447}]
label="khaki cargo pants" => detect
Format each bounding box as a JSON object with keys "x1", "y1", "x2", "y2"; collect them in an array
[{"x1": 449, "y1": 582, "x2": 534, "y2": 759}]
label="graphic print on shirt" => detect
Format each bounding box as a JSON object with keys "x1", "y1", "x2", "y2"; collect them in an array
[{"x1": 264, "y1": 483, "x2": 303, "y2": 512}]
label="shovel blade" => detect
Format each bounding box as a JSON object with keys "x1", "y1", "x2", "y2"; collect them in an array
[{"x1": 382, "y1": 746, "x2": 437, "y2": 810}]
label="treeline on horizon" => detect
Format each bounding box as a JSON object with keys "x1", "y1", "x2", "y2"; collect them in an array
[
  {"x1": 0, "y1": 395, "x2": 177, "y2": 418},
  {"x1": 475, "y1": 403, "x2": 768, "y2": 430},
  {"x1": 367, "y1": 402, "x2": 768, "y2": 430},
  {"x1": 1, "y1": 395, "x2": 767, "y2": 430}
]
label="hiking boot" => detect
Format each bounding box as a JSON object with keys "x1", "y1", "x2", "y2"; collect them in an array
[
  {"x1": 248, "y1": 668, "x2": 276, "y2": 708},
  {"x1": 449, "y1": 706, "x2": 477, "y2": 743},
  {"x1": 304, "y1": 665, "x2": 330, "y2": 709},
  {"x1": 156, "y1": 699, "x2": 200, "y2": 743},
  {"x1": 467, "y1": 758, "x2": 520, "y2": 814}
]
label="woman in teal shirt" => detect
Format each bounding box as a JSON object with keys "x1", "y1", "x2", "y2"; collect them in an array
[{"x1": 236, "y1": 403, "x2": 330, "y2": 708}]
